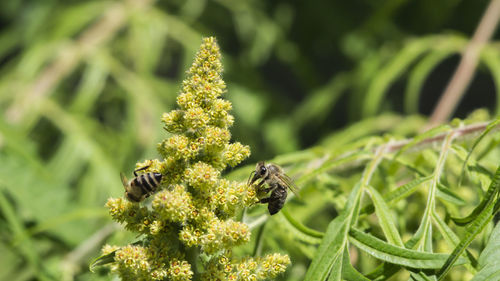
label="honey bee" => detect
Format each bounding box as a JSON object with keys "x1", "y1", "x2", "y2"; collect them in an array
[
  {"x1": 121, "y1": 164, "x2": 162, "y2": 202},
  {"x1": 247, "y1": 161, "x2": 299, "y2": 215}
]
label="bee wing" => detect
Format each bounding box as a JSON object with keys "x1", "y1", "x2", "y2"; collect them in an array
[
  {"x1": 277, "y1": 173, "x2": 300, "y2": 198},
  {"x1": 120, "y1": 172, "x2": 129, "y2": 188}
]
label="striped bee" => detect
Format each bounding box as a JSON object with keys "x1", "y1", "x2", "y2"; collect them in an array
[{"x1": 121, "y1": 164, "x2": 162, "y2": 202}]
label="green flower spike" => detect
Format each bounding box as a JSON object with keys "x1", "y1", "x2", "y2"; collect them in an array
[{"x1": 98, "y1": 37, "x2": 290, "y2": 280}]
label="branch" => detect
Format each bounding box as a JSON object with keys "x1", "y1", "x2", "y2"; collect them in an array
[
  {"x1": 386, "y1": 121, "x2": 492, "y2": 154},
  {"x1": 427, "y1": 0, "x2": 500, "y2": 128},
  {"x1": 315, "y1": 121, "x2": 497, "y2": 176}
]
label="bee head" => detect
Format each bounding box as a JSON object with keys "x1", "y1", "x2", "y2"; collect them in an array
[
  {"x1": 248, "y1": 161, "x2": 268, "y2": 186},
  {"x1": 257, "y1": 162, "x2": 268, "y2": 176}
]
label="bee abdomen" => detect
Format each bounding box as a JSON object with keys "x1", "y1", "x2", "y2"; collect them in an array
[
  {"x1": 267, "y1": 185, "x2": 287, "y2": 215},
  {"x1": 134, "y1": 172, "x2": 162, "y2": 193},
  {"x1": 268, "y1": 200, "x2": 285, "y2": 215}
]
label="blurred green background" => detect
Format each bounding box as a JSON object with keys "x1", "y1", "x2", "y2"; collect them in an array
[{"x1": 0, "y1": 0, "x2": 498, "y2": 280}]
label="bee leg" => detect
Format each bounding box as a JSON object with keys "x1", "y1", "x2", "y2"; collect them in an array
[
  {"x1": 259, "y1": 197, "x2": 271, "y2": 204},
  {"x1": 261, "y1": 187, "x2": 273, "y2": 193},
  {"x1": 264, "y1": 181, "x2": 279, "y2": 193},
  {"x1": 133, "y1": 165, "x2": 151, "y2": 177},
  {"x1": 255, "y1": 179, "x2": 266, "y2": 189}
]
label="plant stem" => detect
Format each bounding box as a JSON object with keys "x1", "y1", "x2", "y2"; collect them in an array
[
  {"x1": 427, "y1": 0, "x2": 500, "y2": 128},
  {"x1": 386, "y1": 121, "x2": 493, "y2": 154}
]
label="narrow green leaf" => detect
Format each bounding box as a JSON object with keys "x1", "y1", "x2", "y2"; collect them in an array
[
  {"x1": 304, "y1": 183, "x2": 363, "y2": 281},
  {"x1": 468, "y1": 162, "x2": 494, "y2": 180},
  {"x1": 349, "y1": 228, "x2": 468, "y2": 269},
  {"x1": 303, "y1": 215, "x2": 348, "y2": 281},
  {"x1": 470, "y1": 261, "x2": 500, "y2": 281},
  {"x1": 452, "y1": 164, "x2": 500, "y2": 226},
  {"x1": 386, "y1": 176, "x2": 432, "y2": 204},
  {"x1": 435, "y1": 184, "x2": 466, "y2": 206},
  {"x1": 457, "y1": 118, "x2": 500, "y2": 187},
  {"x1": 423, "y1": 224, "x2": 433, "y2": 252},
  {"x1": 477, "y1": 222, "x2": 500, "y2": 267},
  {"x1": 390, "y1": 157, "x2": 466, "y2": 206},
  {"x1": 366, "y1": 263, "x2": 401, "y2": 281},
  {"x1": 366, "y1": 185, "x2": 404, "y2": 246},
  {"x1": 432, "y1": 211, "x2": 478, "y2": 269},
  {"x1": 89, "y1": 251, "x2": 117, "y2": 272},
  {"x1": 411, "y1": 132, "x2": 454, "y2": 251},
  {"x1": 437, "y1": 200, "x2": 498, "y2": 280},
  {"x1": 469, "y1": 221, "x2": 500, "y2": 281},
  {"x1": 341, "y1": 248, "x2": 371, "y2": 281},
  {"x1": 437, "y1": 166, "x2": 500, "y2": 280},
  {"x1": 280, "y1": 208, "x2": 324, "y2": 243},
  {"x1": 390, "y1": 157, "x2": 427, "y2": 176},
  {"x1": 326, "y1": 254, "x2": 343, "y2": 281},
  {"x1": 410, "y1": 270, "x2": 437, "y2": 281},
  {"x1": 361, "y1": 176, "x2": 432, "y2": 216}
]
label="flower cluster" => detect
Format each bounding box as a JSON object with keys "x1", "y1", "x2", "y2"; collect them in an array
[
  {"x1": 101, "y1": 37, "x2": 289, "y2": 280},
  {"x1": 202, "y1": 251, "x2": 291, "y2": 281}
]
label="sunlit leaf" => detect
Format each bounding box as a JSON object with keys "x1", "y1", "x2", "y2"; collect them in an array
[{"x1": 349, "y1": 228, "x2": 468, "y2": 269}]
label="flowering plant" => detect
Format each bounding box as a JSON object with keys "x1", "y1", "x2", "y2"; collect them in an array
[{"x1": 93, "y1": 37, "x2": 290, "y2": 281}]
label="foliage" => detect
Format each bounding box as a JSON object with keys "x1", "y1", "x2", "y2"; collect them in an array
[{"x1": 1, "y1": 0, "x2": 500, "y2": 281}]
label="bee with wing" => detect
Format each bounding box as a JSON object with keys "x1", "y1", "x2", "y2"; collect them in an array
[
  {"x1": 247, "y1": 161, "x2": 299, "y2": 215},
  {"x1": 121, "y1": 163, "x2": 162, "y2": 202}
]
